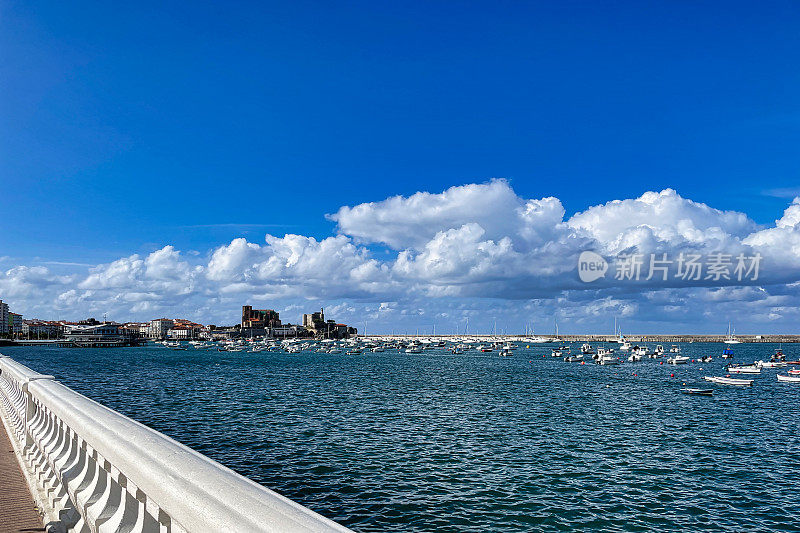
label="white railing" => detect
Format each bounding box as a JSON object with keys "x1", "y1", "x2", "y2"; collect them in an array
[{"x1": 0, "y1": 354, "x2": 352, "y2": 533}]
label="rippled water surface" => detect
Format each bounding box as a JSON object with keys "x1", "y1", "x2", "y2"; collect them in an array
[{"x1": 5, "y1": 342, "x2": 800, "y2": 532}]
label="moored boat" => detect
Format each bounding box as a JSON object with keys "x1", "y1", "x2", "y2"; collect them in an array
[
  {"x1": 597, "y1": 348, "x2": 618, "y2": 365},
  {"x1": 726, "y1": 364, "x2": 760, "y2": 374},
  {"x1": 756, "y1": 360, "x2": 786, "y2": 368},
  {"x1": 704, "y1": 376, "x2": 753, "y2": 386},
  {"x1": 681, "y1": 388, "x2": 713, "y2": 396},
  {"x1": 777, "y1": 374, "x2": 800, "y2": 383},
  {"x1": 721, "y1": 347, "x2": 734, "y2": 359},
  {"x1": 667, "y1": 355, "x2": 690, "y2": 364}
]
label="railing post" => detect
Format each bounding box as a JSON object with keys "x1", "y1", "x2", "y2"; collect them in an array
[{"x1": 24, "y1": 375, "x2": 55, "y2": 449}]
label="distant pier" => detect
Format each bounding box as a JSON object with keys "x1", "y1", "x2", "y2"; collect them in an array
[{"x1": 2, "y1": 338, "x2": 146, "y2": 348}]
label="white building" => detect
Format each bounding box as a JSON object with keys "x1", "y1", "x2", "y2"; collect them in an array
[
  {"x1": 149, "y1": 319, "x2": 174, "y2": 339},
  {"x1": 22, "y1": 321, "x2": 63, "y2": 338},
  {"x1": 167, "y1": 326, "x2": 195, "y2": 339}
]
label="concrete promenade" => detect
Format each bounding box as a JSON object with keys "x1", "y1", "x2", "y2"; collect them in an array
[{"x1": 0, "y1": 419, "x2": 43, "y2": 533}]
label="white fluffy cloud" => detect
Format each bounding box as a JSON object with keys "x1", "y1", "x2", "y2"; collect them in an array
[
  {"x1": 4, "y1": 182, "x2": 800, "y2": 332},
  {"x1": 329, "y1": 179, "x2": 565, "y2": 250}
]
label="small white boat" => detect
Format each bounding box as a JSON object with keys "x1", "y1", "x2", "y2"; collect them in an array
[
  {"x1": 788, "y1": 368, "x2": 800, "y2": 376},
  {"x1": 704, "y1": 376, "x2": 753, "y2": 386},
  {"x1": 756, "y1": 360, "x2": 786, "y2": 368},
  {"x1": 627, "y1": 353, "x2": 642, "y2": 362},
  {"x1": 726, "y1": 365, "x2": 760, "y2": 374},
  {"x1": 405, "y1": 347, "x2": 422, "y2": 354},
  {"x1": 500, "y1": 346, "x2": 513, "y2": 357},
  {"x1": 597, "y1": 348, "x2": 618, "y2": 365},
  {"x1": 669, "y1": 345, "x2": 681, "y2": 353},
  {"x1": 777, "y1": 374, "x2": 800, "y2": 383},
  {"x1": 667, "y1": 355, "x2": 690, "y2": 364}
]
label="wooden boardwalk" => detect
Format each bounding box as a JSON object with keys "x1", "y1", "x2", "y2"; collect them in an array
[{"x1": 0, "y1": 424, "x2": 43, "y2": 533}]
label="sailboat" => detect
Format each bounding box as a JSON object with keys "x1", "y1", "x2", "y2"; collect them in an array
[
  {"x1": 607, "y1": 318, "x2": 620, "y2": 343},
  {"x1": 551, "y1": 320, "x2": 562, "y2": 343},
  {"x1": 723, "y1": 322, "x2": 741, "y2": 344},
  {"x1": 525, "y1": 323, "x2": 549, "y2": 344}
]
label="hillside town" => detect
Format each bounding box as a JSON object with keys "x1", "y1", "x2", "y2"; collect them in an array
[{"x1": 0, "y1": 299, "x2": 356, "y2": 345}]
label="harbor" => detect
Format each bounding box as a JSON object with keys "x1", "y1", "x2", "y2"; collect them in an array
[{"x1": 2, "y1": 340, "x2": 799, "y2": 532}]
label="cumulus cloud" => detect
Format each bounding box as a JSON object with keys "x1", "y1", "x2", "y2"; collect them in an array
[
  {"x1": 329, "y1": 179, "x2": 548, "y2": 250},
  {"x1": 4, "y1": 183, "x2": 800, "y2": 332}
]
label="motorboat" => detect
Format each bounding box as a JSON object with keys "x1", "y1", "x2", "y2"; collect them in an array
[
  {"x1": 726, "y1": 364, "x2": 760, "y2": 374},
  {"x1": 704, "y1": 376, "x2": 753, "y2": 386},
  {"x1": 788, "y1": 368, "x2": 800, "y2": 376},
  {"x1": 699, "y1": 356, "x2": 713, "y2": 363},
  {"x1": 771, "y1": 348, "x2": 786, "y2": 362},
  {"x1": 777, "y1": 374, "x2": 800, "y2": 383},
  {"x1": 681, "y1": 388, "x2": 713, "y2": 396},
  {"x1": 405, "y1": 347, "x2": 422, "y2": 354},
  {"x1": 756, "y1": 360, "x2": 786, "y2": 368},
  {"x1": 627, "y1": 353, "x2": 642, "y2": 362},
  {"x1": 669, "y1": 345, "x2": 681, "y2": 353},
  {"x1": 721, "y1": 347, "x2": 734, "y2": 359},
  {"x1": 500, "y1": 346, "x2": 513, "y2": 357},
  {"x1": 667, "y1": 355, "x2": 690, "y2": 364},
  {"x1": 651, "y1": 345, "x2": 665, "y2": 358},
  {"x1": 580, "y1": 343, "x2": 595, "y2": 355},
  {"x1": 597, "y1": 348, "x2": 618, "y2": 365},
  {"x1": 564, "y1": 354, "x2": 583, "y2": 362}
]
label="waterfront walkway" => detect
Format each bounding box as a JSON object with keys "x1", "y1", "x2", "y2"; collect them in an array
[{"x1": 0, "y1": 423, "x2": 43, "y2": 533}]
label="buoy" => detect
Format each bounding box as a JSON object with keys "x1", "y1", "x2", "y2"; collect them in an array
[
  {"x1": 670, "y1": 373, "x2": 674, "y2": 377},
  {"x1": 660, "y1": 362, "x2": 663, "y2": 365}
]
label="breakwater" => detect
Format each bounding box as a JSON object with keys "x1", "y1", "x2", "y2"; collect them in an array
[{"x1": 364, "y1": 334, "x2": 800, "y2": 343}]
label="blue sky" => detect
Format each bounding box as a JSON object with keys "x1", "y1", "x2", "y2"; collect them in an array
[{"x1": 2, "y1": 1, "x2": 800, "y2": 332}]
